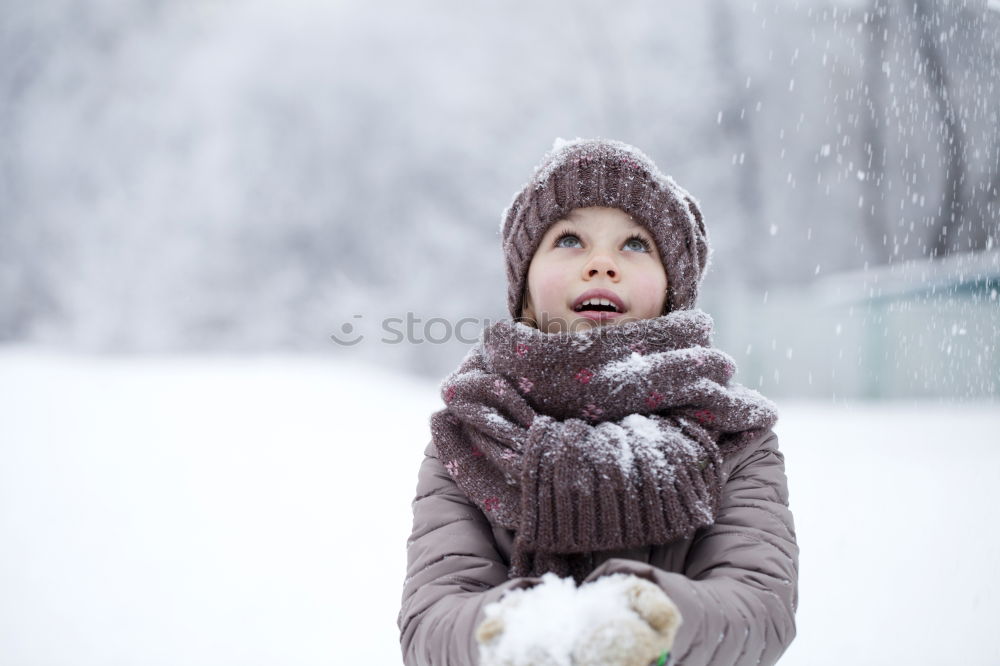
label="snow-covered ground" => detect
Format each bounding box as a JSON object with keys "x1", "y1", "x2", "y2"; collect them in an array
[{"x1": 1, "y1": 350, "x2": 997, "y2": 665}]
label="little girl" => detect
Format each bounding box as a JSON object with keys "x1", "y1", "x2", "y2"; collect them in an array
[{"x1": 398, "y1": 138, "x2": 799, "y2": 666}]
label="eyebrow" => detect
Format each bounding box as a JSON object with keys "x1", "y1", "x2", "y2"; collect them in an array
[{"x1": 551, "y1": 219, "x2": 652, "y2": 237}]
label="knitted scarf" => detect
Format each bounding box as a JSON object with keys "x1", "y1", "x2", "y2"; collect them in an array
[{"x1": 429, "y1": 309, "x2": 779, "y2": 583}]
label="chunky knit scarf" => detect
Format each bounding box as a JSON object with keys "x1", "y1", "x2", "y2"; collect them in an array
[{"x1": 429, "y1": 309, "x2": 779, "y2": 583}]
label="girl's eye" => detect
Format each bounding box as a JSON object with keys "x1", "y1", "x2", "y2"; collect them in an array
[
  {"x1": 554, "y1": 232, "x2": 582, "y2": 248},
  {"x1": 624, "y1": 234, "x2": 652, "y2": 252}
]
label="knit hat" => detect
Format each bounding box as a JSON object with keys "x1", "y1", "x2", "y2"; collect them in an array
[{"x1": 500, "y1": 137, "x2": 712, "y2": 320}]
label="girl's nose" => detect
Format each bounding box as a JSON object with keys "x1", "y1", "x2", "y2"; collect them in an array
[{"x1": 584, "y1": 253, "x2": 619, "y2": 279}]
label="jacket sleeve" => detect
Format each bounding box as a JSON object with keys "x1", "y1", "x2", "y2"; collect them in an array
[
  {"x1": 398, "y1": 441, "x2": 543, "y2": 666},
  {"x1": 583, "y1": 429, "x2": 799, "y2": 666}
]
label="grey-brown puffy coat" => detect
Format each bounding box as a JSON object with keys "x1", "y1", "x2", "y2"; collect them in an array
[{"x1": 398, "y1": 427, "x2": 798, "y2": 666}]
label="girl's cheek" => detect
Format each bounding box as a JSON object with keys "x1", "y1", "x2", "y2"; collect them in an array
[
  {"x1": 635, "y1": 273, "x2": 669, "y2": 307},
  {"x1": 635, "y1": 268, "x2": 667, "y2": 289},
  {"x1": 532, "y1": 270, "x2": 569, "y2": 303}
]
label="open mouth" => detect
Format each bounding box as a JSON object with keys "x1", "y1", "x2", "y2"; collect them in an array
[{"x1": 573, "y1": 298, "x2": 622, "y2": 314}]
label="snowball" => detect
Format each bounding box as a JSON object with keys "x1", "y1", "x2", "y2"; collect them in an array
[{"x1": 478, "y1": 572, "x2": 640, "y2": 666}]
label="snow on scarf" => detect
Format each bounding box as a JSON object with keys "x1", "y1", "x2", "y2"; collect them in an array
[{"x1": 429, "y1": 309, "x2": 779, "y2": 583}]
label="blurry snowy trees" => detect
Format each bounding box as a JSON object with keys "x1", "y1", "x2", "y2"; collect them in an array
[
  {"x1": 0, "y1": 0, "x2": 997, "y2": 395},
  {"x1": 860, "y1": 0, "x2": 998, "y2": 261}
]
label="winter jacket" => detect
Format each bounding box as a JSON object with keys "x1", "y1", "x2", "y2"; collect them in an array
[{"x1": 398, "y1": 426, "x2": 798, "y2": 666}]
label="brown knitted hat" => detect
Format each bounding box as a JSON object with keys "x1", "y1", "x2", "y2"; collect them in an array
[{"x1": 500, "y1": 137, "x2": 711, "y2": 320}]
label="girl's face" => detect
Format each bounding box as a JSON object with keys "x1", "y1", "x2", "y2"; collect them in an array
[{"x1": 520, "y1": 206, "x2": 668, "y2": 333}]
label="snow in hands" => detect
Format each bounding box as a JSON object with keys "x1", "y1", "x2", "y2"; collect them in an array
[{"x1": 476, "y1": 571, "x2": 682, "y2": 666}]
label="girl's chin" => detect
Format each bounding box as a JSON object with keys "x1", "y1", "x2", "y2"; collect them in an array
[
  {"x1": 573, "y1": 310, "x2": 626, "y2": 324},
  {"x1": 535, "y1": 311, "x2": 646, "y2": 333},
  {"x1": 563, "y1": 311, "x2": 637, "y2": 332}
]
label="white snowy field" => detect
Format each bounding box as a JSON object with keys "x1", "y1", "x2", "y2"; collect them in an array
[{"x1": 1, "y1": 350, "x2": 998, "y2": 666}]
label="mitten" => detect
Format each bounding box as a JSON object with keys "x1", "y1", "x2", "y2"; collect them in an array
[{"x1": 570, "y1": 573, "x2": 682, "y2": 666}]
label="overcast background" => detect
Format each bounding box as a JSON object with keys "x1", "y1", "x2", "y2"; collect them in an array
[{"x1": 2, "y1": 0, "x2": 997, "y2": 398}]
